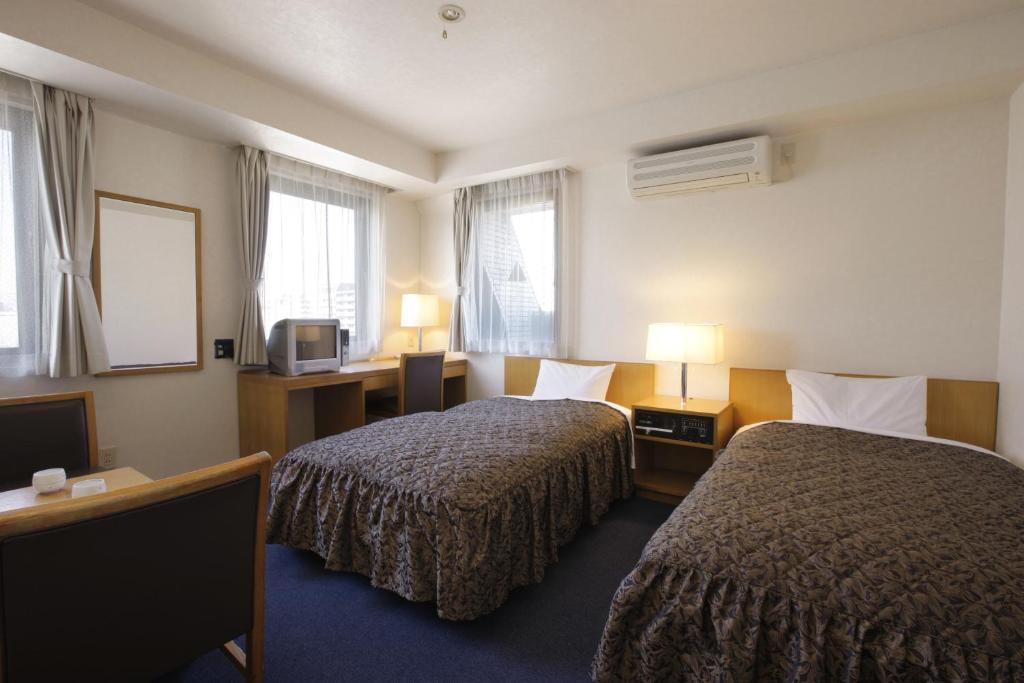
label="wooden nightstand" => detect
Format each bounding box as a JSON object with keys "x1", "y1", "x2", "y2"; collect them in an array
[{"x1": 632, "y1": 395, "x2": 734, "y2": 504}]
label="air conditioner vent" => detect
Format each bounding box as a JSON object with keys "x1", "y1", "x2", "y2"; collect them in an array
[
  {"x1": 632, "y1": 141, "x2": 757, "y2": 169},
  {"x1": 628, "y1": 136, "x2": 772, "y2": 198},
  {"x1": 634, "y1": 156, "x2": 756, "y2": 182}
]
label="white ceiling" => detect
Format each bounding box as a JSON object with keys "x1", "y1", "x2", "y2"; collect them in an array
[{"x1": 79, "y1": 0, "x2": 1022, "y2": 152}]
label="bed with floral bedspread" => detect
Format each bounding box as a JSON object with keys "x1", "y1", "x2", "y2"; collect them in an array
[
  {"x1": 593, "y1": 421, "x2": 1024, "y2": 682},
  {"x1": 267, "y1": 396, "x2": 633, "y2": 621}
]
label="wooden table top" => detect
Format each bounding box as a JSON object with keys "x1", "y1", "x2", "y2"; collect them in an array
[
  {"x1": 633, "y1": 395, "x2": 733, "y2": 416},
  {"x1": 0, "y1": 467, "x2": 154, "y2": 515},
  {"x1": 237, "y1": 352, "x2": 468, "y2": 388}
]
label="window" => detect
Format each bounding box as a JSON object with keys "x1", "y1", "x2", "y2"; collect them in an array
[
  {"x1": 261, "y1": 155, "x2": 385, "y2": 358},
  {"x1": 0, "y1": 75, "x2": 45, "y2": 377},
  {"x1": 463, "y1": 169, "x2": 570, "y2": 356}
]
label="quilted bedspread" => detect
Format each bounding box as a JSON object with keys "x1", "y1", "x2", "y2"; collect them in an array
[
  {"x1": 593, "y1": 422, "x2": 1024, "y2": 682},
  {"x1": 266, "y1": 397, "x2": 633, "y2": 620}
]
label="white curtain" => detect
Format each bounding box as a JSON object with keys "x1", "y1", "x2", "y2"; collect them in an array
[
  {"x1": 32, "y1": 82, "x2": 110, "y2": 377},
  {"x1": 235, "y1": 146, "x2": 269, "y2": 366},
  {"x1": 263, "y1": 155, "x2": 386, "y2": 358},
  {"x1": 0, "y1": 73, "x2": 47, "y2": 377},
  {"x1": 463, "y1": 169, "x2": 573, "y2": 357},
  {"x1": 447, "y1": 186, "x2": 471, "y2": 352}
]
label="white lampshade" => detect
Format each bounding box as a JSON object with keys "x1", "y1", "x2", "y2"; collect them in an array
[
  {"x1": 645, "y1": 323, "x2": 724, "y2": 365},
  {"x1": 400, "y1": 293, "x2": 439, "y2": 328},
  {"x1": 645, "y1": 323, "x2": 688, "y2": 362},
  {"x1": 681, "y1": 323, "x2": 725, "y2": 365}
]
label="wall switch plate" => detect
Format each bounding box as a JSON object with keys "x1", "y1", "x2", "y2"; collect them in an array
[
  {"x1": 214, "y1": 338, "x2": 235, "y2": 359},
  {"x1": 100, "y1": 447, "x2": 117, "y2": 469},
  {"x1": 780, "y1": 142, "x2": 796, "y2": 163}
]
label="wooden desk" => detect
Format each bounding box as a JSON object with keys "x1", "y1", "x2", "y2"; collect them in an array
[
  {"x1": 0, "y1": 467, "x2": 153, "y2": 514},
  {"x1": 238, "y1": 353, "x2": 468, "y2": 462}
]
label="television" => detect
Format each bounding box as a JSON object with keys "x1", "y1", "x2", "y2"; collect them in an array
[{"x1": 266, "y1": 319, "x2": 349, "y2": 376}]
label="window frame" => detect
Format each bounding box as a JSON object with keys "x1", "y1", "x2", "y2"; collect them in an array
[
  {"x1": 0, "y1": 100, "x2": 42, "y2": 362},
  {"x1": 463, "y1": 171, "x2": 567, "y2": 357},
  {"x1": 262, "y1": 173, "x2": 378, "y2": 355}
]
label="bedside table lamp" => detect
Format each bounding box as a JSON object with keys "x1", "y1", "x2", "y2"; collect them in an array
[
  {"x1": 401, "y1": 293, "x2": 439, "y2": 352},
  {"x1": 646, "y1": 323, "x2": 724, "y2": 406}
]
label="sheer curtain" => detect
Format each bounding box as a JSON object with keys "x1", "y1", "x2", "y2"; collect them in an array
[
  {"x1": 462, "y1": 169, "x2": 573, "y2": 357},
  {"x1": 263, "y1": 155, "x2": 386, "y2": 358},
  {"x1": 0, "y1": 73, "x2": 47, "y2": 377}
]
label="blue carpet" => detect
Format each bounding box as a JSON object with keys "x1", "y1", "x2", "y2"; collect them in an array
[{"x1": 158, "y1": 497, "x2": 673, "y2": 683}]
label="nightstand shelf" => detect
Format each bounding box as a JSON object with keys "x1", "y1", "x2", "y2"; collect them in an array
[
  {"x1": 634, "y1": 468, "x2": 701, "y2": 498},
  {"x1": 632, "y1": 395, "x2": 733, "y2": 504},
  {"x1": 634, "y1": 432, "x2": 716, "y2": 450}
]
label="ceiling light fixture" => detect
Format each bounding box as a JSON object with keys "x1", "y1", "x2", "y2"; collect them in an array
[{"x1": 438, "y1": 4, "x2": 465, "y2": 40}]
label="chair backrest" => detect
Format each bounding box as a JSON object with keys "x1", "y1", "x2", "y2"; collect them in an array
[
  {"x1": 399, "y1": 351, "x2": 445, "y2": 415},
  {"x1": 0, "y1": 392, "x2": 98, "y2": 489},
  {"x1": 0, "y1": 452, "x2": 271, "y2": 683}
]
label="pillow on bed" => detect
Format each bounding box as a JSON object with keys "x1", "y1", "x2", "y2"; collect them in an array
[
  {"x1": 786, "y1": 369, "x2": 927, "y2": 436},
  {"x1": 532, "y1": 360, "x2": 616, "y2": 401}
]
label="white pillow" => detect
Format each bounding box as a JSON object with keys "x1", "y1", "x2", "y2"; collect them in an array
[
  {"x1": 786, "y1": 369, "x2": 927, "y2": 436},
  {"x1": 532, "y1": 360, "x2": 616, "y2": 401}
]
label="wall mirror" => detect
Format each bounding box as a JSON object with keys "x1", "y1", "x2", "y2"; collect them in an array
[{"x1": 93, "y1": 191, "x2": 202, "y2": 376}]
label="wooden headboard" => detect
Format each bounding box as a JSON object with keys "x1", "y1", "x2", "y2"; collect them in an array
[
  {"x1": 504, "y1": 356, "x2": 655, "y2": 408},
  {"x1": 729, "y1": 368, "x2": 999, "y2": 451}
]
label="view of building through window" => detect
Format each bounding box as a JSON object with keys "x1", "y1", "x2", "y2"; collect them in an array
[
  {"x1": 262, "y1": 190, "x2": 358, "y2": 338},
  {"x1": 510, "y1": 206, "x2": 555, "y2": 313},
  {"x1": 475, "y1": 200, "x2": 556, "y2": 345},
  {"x1": 0, "y1": 78, "x2": 42, "y2": 375},
  {"x1": 0, "y1": 129, "x2": 19, "y2": 349}
]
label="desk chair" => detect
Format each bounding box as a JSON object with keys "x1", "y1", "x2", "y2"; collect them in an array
[
  {"x1": 366, "y1": 351, "x2": 446, "y2": 421},
  {"x1": 0, "y1": 452, "x2": 272, "y2": 683},
  {"x1": 0, "y1": 391, "x2": 98, "y2": 489}
]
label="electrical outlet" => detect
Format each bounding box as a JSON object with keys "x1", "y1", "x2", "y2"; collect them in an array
[
  {"x1": 407, "y1": 333, "x2": 415, "y2": 348},
  {"x1": 100, "y1": 446, "x2": 117, "y2": 469}
]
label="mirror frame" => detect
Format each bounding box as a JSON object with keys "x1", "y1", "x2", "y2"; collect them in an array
[{"x1": 92, "y1": 190, "x2": 203, "y2": 377}]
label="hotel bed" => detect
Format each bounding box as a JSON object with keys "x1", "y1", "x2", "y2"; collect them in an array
[
  {"x1": 266, "y1": 357, "x2": 653, "y2": 621},
  {"x1": 593, "y1": 369, "x2": 1023, "y2": 682}
]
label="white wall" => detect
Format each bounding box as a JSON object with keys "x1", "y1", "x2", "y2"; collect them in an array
[
  {"x1": 0, "y1": 110, "x2": 240, "y2": 478},
  {"x1": 421, "y1": 98, "x2": 1010, "y2": 404},
  {"x1": 997, "y1": 83, "x2": 1024, "y2": 465},
  {"x1": 1, "y1": 0, "x2": 437, "y2": 190},
  {"x1": 0, "y1": 110, "x2": 426, "y2": 477},
  {"x1": 381, "y1": 195, "x2": 423, "y2": 356},
  {"x1": 2, "y1": 95, "x2": 1011, "y2": 474}
]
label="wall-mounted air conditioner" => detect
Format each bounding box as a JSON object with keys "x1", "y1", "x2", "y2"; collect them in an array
[{"x1": 628, "y1": 135, "x2": 772, "y2": 198}]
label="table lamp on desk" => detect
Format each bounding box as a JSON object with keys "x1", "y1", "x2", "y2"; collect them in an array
[
  {"x1": 645, "y1": 322, "x2": 724, "y2": 407},
  {"x1": 401, "y1": 293, "x2": 440, "y2": 352}
]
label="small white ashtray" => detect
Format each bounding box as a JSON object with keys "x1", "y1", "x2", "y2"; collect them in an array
[
  {"x1": 32, "y1": 468, "x2": 67, "y2": 494},
  {"x1": 70, "y1": 478, "x2": 107, "y2": 498}
]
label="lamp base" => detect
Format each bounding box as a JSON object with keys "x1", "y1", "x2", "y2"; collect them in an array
[{"x1": 680, "y1": 361, "x2": 689, "y2": 406}]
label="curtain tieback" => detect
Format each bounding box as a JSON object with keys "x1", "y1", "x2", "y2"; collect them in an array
[
  {"x1": 455, "y1": 286, "x2": 465, "y2": 296},
  {"x1": 57, "y1": 259, "x2": 89, "y2": 277},
  {"x1": 243, "y1": 278, "x2": 264, "y2": 294}
]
